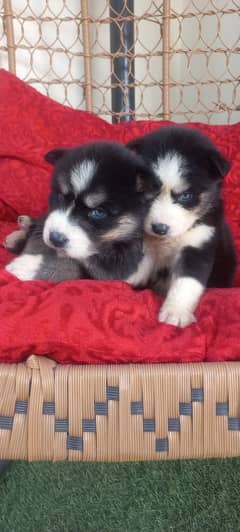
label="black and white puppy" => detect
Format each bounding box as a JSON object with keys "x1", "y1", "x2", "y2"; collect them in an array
[
  {"x1": 5, "y1": 140, "x2": 158, "y2": 282},
  {"x1": 128, "y1": 126, "x2": 237, "y2": 327},
  {"x1": 5, "y1": 214, "x2": 81, "y2": 282}
]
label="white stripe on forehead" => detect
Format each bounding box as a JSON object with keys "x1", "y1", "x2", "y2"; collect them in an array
[
  {"x1": 71, "y1": 160, "x2": 97, "y2": 194},
  {"x1": 84, "y1": 190, "x2": 107, "y2": 208},
  {"x1": 152, "y1": 152, "x2": 186, "y2": 191}
]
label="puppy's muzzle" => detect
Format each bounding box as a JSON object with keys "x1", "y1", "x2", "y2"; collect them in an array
[
  {"x1": 49, "y1": 231, "x2": 68, "y2": 248},
  {"x1": 151, "y1": 223, "x2": 169, "y2": 236}
]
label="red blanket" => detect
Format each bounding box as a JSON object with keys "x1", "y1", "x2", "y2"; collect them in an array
[{"x1": 0, "y1": 69, "x2": 240, "y2": 364}]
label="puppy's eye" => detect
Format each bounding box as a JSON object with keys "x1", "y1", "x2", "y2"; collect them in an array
[
  {"x1": 88, "y1": 207, "x2": 108, "y2": 220},
  {"x1": 177, "y1": 191, "x2": 194, "y2": 203}
]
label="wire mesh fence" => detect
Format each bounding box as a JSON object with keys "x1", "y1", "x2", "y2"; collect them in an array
[{"x1": 0, "y1": 0, "x2": 239, "y2": 123}]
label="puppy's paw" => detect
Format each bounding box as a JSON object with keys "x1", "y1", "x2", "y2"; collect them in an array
[
  {"x1": 17, "y1": 215, "x2": 32, "y2": 231},
  {"x1": 158, "y1": 303, "x2": 196, "y2": 328},
  {"x1": 3, "y1": 215, "x2": 32, "y2": 253},
  {"x1": 5, "y1": 254, "x2": 43, "y2": 280},
  {"x1": 3, "y1": 230, "x2": 26, "y2": 252}
]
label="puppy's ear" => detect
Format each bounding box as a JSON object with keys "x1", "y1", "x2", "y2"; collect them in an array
[
  {"x1": 127, "y1": 137, "x2": 142, "y2": 154},
  {"x1": 44, "y1": 148, "x2": 66, "y2": 165},
  {"x1": 208, "y1": 148, "x2": 231, "y2": 179},
  {"x1": 127, "y1": 139, "x2": 157, "y2": 195},
  {"x1": 136, "y1": 162, "x2": 159, "y2": 198}
]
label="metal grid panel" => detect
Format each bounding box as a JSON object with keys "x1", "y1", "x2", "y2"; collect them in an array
[
  {"x1": 170, "y1": 0, "x2": 240, "y2": 124},
  {"x1": 87, "y1": 0, "x2": 165, "y2": 121},
  {"x1": 1, "y1": 0, "x2": 86, "y2": 108},
  {"x1": 0, "y1": 0, "x2": 240, "y2": 123}
]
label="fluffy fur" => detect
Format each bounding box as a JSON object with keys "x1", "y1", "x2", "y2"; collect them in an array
[
  {"x1": 127, "y1": 125, "x2": 237, "y2": 326},
  {"x1": 5, "y1": 128, "x2": 237, "y2": 329},
  {"x1": 5, "y1": 215, "x2": 81, "y2": 281},
  {"x1": 5, "y1": 140, "x2": 158, "y2": 282}
]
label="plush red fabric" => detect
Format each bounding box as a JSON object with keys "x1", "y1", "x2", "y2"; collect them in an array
[{"x1": 0, "y1": 69, "x2": 240, "y2": 364}]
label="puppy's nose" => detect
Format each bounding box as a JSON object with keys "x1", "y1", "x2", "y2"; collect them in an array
[
  {"x1": 49, "y1": 231, "x2": 68, "y2": 248},
  {"x1": 151, "y1": 223, "x2": 169, "y2": 236}
]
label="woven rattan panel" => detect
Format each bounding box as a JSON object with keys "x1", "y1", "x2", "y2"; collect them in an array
[
  {"x1": 1, "y1": 356, "x2": 240, "y2": 462},
  {"x1": 1, "y1": 1, "x2": 239, "y2": 123}
]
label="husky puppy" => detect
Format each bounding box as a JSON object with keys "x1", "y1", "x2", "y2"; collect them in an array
[
  {"x1": 5, "y1": 215, "x2": 81, "y2": 282},
  {"x1": 5, "y1": 140, "x2": 158, "y2": 282},
  {"x1": 127, "y1": 126, "x2": 237, "y2": 327}
]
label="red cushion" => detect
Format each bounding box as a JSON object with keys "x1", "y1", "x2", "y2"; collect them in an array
[{"x1": 0, "y1": 69, "x2": 240, "y2": 365}]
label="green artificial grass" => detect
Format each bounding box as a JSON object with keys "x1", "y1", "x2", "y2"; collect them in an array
[{"x1": 0, "y1": 459, "x2": 240, "y2": 532}]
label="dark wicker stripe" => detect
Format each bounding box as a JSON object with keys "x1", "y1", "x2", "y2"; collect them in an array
[
  {"x1": 228, "y1": 418, "x2": 240, "y2": 431},
  {"x1": 106, "y1": 386, "x2": 119, "y2": 401},
  {"x1": 94, "y1": 402, "x2": 108, "y2": 416},
  {"x1": 0, "y1": 416, "x2": 13, "y2": 430},
  {"x1": 191, "y1": 388, "x2": 204, "y2": 402},
  {"x1": 131, "y1": 401, "x2": 144, "y2": 415},
  {"x1": 42, "y1": 401, "x2": 55, "y2": 415},
  {"x1": 143, "y1": 418, "x2": 155, "y2": 432},
  {"x1": 216, "y1": 402, "x2": 229, "y2": 416},
  {"x1": 179, "y1": 402, "x2": 192, "y2": 416},
  {"x1": 55, "y1": 418, "x2": 69, "y2": 433},
  {"x1": 67, "y1": 435, "x2": 83, "y2": 451},
  {"x1": 82, "y1": 419, "x2": 96, "y2": 432},
  {"x1": 156, "y1": 437, "x2": 169, "y2": 452},
  {"x1": 168, "y1": 417, "x2": 180, "y2": 432},
  {"x1": 15, "y1": 400, "x2": 28, "y2": 414}
]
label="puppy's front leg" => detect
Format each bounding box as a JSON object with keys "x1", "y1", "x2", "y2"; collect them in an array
[
  {"x1": 159, "y1": 246, "x2": 214, "y2": 328},
  {"x1": 3, "y1": 215, "x2": 33, "y2": 254},
  {"x1": 159, "y1": 276, "x2": 204, "y2": 327}
]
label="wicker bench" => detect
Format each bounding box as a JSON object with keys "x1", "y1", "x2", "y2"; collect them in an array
[
  {"x1": 1, "y1": 358, "x2": 240, "y2": 461},
  {"x1": 1, "y1": 1, "x2": 239, "y2": 462}
]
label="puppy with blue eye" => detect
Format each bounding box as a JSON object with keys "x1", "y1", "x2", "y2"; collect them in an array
[
  {"x1": 5, "y1": 140, "x2": 158, "y2": 282},
  {"x1": 127, "y1": 126, "x2": 237, "y2": 327},
  {"x1": 5, "y1": 128, "x2": 237, "y2": 329}
]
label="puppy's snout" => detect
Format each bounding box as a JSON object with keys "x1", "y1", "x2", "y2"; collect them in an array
[
  {"x1": 151, "y1": 223, "x2": 169, "y2": 236},
  {"x1": 49, "y1": 231, "x2": 68, "y2": 248}
]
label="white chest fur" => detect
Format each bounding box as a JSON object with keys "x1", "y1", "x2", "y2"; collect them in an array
[{"x1": 126, "y1": 224, "x2": 215, "y2": 288}]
